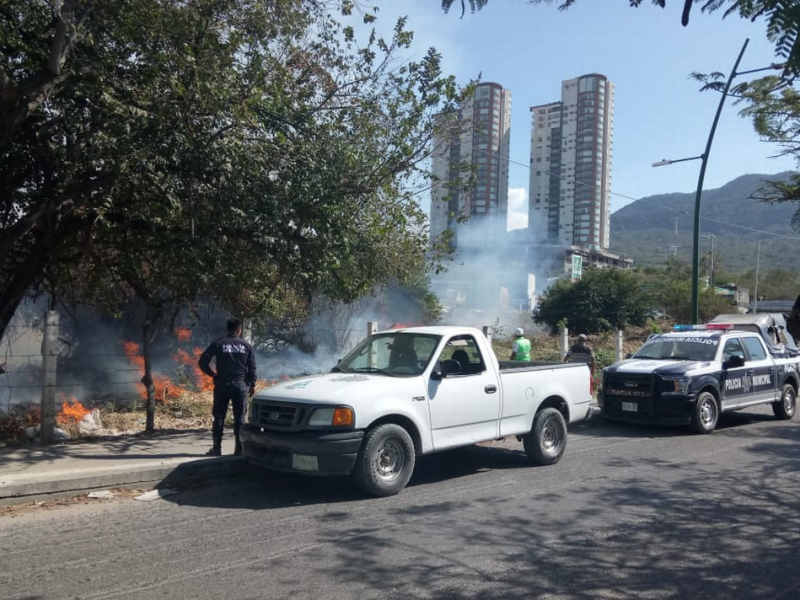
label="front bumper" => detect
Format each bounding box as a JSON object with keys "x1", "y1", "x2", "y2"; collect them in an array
[
  {"x1": 240, "y1": 424, "x2": 364, "y2": 476},
  {"x1": 598, "y1": 391, "x2": 697, "y2": 426}
]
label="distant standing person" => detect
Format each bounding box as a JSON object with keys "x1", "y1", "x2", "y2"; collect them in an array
[
  {"x1": 198, "y1": 318, "x2": 257, "y2": 456},
  {"x1": 510, "y1": 327, "x2": 532, "y2": 361},
  {"x1": 564, "y1": 333, "x2": 596, "y2": 373}
]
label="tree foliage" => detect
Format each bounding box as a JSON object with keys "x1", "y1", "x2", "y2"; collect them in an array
[
  {"x1": 440, "y1": 0, "x2": 800, "y2": 77},
  {"x1": 0, "y1": 0, "x2": 465, "y2": 340},
  {"x1": 731, "y1": 76, "x2": 800, "y2": 224},
  {"x1": 533, "y1": 268, "x2": 649, "y2": 333}
]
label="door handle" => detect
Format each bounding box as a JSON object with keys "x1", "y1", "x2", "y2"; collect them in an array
[{"x1": 485, "y1": 385, "x2": 497, "y2": 394}]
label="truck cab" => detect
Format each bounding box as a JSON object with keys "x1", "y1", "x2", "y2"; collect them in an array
[
  {"x1": 599, "y1": 323, "x2": 800, "y2": 433},
  {"x1": 242, "y1": 326, "x2": 591, "y2": 496}
]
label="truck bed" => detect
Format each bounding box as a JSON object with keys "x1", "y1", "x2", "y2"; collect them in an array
[{"x1": 497, "y1": 360, "x2": 587, "y2": 373}]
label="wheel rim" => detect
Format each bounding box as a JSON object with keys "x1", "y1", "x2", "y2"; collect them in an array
[
  {"x1": 699, "y1": 398, "x2": 717, "y2": 428},
  {"x1": 784, "y1": 388, "x2": 796, "y2": 415},
  {"x1": 540, "y1": 416, "x2": 562, "y2": 457},
  {"x1": 373, "y1": 437, "x2": 405, "y2": 482}
]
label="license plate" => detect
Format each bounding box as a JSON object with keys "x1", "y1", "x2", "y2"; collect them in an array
[
  {"x1": 291, "y1": 454, "x2": 319, "y2": 471},
  {"x1": 621, "y1": 402, "x2": 638, "y2": 412}
]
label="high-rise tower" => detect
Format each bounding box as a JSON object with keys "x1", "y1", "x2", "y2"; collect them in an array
[
  {"x1": 528, "y1": 74, "x2": 614, "y2": 250},
  {"x1": 430, "y1": 82, "x2": 511, "y2": 249}
]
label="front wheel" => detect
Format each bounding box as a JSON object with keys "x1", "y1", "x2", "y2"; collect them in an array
[
  {"x1": 773, "y1": 383, "x2": 797, "y2": 420},
  {"x1": 352, "y1": 423, "x2": 415, "y2": 497},
  {"x1": 692, "y1": 391, "x2": 719, "y2": 434},
  {"x1": 523, "y1": 408, "x2": 567, "y2": 466}
]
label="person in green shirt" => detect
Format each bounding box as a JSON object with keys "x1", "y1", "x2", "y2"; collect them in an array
[{"x1": 510, "y1": 327, "x2": 531, "y2": 361}]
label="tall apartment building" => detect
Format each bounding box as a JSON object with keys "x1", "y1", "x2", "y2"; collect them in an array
[
  {"x1": 430, "y1": 82, "x2": 512, "y2": 248},
  {"x1": 528, "y1": 74, "x2": 614, "y2": 250}
]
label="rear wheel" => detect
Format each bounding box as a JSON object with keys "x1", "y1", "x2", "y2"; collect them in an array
[
  {"x1": 773, "y1": 383, "x2": 797, "y2": 420},
  {"x1": 692, "y1": 391, "x2": 719, "y2": 434},
  {"x1": 352, "y1": 424, "x2": 415, "y2": 497},
  {"x1": 523, "y1": 408, "x2": 567, "y2": 466}
]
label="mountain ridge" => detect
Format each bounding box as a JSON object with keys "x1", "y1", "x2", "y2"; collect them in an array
[{"x1": 608, "y1": 172, "x2": 800, "y2": 273}]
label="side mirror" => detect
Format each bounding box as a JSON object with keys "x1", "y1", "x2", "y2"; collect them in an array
[
  {"x1": 625, "y1": 353, "x2": 633, "y2": 359},
  {"x1": 726, "y1": 355, "x2": 745, "y2": 369},
  {"x1": 441, "y1": 359, "x2": 462, "y2": 375},
  {"x1": 432, "y1": 359, "x2": 464, "y2": 379}
]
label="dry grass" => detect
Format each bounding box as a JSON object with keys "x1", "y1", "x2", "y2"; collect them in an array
[{"x1": 2, "y1": 391, "x2": 219, "y2": 445}]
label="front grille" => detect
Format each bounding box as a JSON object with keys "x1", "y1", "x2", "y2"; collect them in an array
[
  {"x1": 603, "y1": 373, "x2": 655, "y2": 419},
  {"x1": 250, "y1": 400, "x2": 307, "y2": 431}
]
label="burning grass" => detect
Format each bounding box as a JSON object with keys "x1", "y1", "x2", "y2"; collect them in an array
[{"x1": 0, "y1": 378, "x2": 285, "y2": 446}]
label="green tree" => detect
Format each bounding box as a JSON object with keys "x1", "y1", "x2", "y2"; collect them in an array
[
  {"x1": 533, "y1": 268, "x2": 649, "y2": 333},
  {"x1": 440, "y1": 0, "x2": 800, "y2": 76},
  {"x1": 730, "y1": 76, "x2": 800, "y2": 223},
  {"x1": 0, "y1": 0, "x2": 465, "y2": 342},
  {"x1": 636, "y1": 257, "x2": 735, "y2": 321},
  {"x1": 737, "y1": 267, "x2": 800, "y2": 301}
]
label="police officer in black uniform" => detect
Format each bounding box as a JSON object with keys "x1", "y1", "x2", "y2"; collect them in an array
[
  {"x1": 564, "y1": 333, "x2": 596, "y2": 373},
  {"x1": 198, "y1": 318, "x2": 257, "y2": 456}
]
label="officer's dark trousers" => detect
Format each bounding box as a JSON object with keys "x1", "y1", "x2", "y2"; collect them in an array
[{"x1": 211, "y1": 381, "x2": 248, "y2": 448}]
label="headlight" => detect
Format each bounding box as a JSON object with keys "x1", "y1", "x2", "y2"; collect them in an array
[
  {"x1": 662, "y1": 376, "x2": 690, "y2": 394},
  {"x1": 308, "y1": 407, "x2": 354, "y2": 427}
]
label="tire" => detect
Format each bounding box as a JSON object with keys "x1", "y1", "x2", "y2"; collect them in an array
[
  {"x1": 352, "y1": 423, "x2": 415, "y2": 497},
  {"x1": 692, "y1": 391, "x2": 719, "y2": 434},
  {"x1": 523, "y1": 408, "x2": 567, "y2": 466},
  {"x1": 773, "y1": 383, "x2": 797, "y2": 420}
]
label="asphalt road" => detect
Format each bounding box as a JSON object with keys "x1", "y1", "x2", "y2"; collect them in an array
[{"x1": 4, "y1": 407, "x2": 800, "y2": 600}]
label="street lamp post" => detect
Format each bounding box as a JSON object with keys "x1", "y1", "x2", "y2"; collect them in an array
[{"x1": 652, "y1": 38, "x2": 749, "y2": 324}]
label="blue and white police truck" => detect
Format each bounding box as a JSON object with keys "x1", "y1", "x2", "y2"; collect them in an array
[{"x1": 598, "y1": 320, "x2": 800, "y2": 433}]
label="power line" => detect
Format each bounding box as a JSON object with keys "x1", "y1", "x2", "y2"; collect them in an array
[{"x1": 453, "y1": 140, "x2": 799, "y2": 242}]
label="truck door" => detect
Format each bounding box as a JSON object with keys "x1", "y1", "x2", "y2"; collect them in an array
[
  {"x1": 741, "y1": 335, "x2": 777, "y2": 402},
  {"x1": 721, "y1": 337, "x2": 748, "y2": 408},
  {"x1": 427, "y1": 335, "x2": 502, "y2": 451},
  {"x1": 721, "y1": 337, "x2": 770, "y2": 409}
]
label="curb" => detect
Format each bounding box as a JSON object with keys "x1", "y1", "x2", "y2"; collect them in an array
[{"x1": 0, "y1": 456, "x2": 251, "y2": 506}]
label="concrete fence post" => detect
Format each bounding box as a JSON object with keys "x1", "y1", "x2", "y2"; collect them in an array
[
  {"x1": 40, "y1": 310, "x2": 59, "y2": 445},
  {"x1": 367, "y1": 321, "x2": 378, "y2": 337},
  {"x1": 616, "y1": 330, "x2": 624, "y2": 362},
  {"x1": 242, "y1": 319, "x2": 253, "y2": 344},
  {"x1": 560, "y1": 327, "x2": 569, "y2": 360},
  {"x1": 367, "y1": 322, "x2": 378, "y2": 368}
]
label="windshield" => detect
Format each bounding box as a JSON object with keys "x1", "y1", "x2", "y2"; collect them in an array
[
  {"x1": 334, "y1": 332, "x2": 441, "y2": 377},
  {"x1": 633, "y1": 335, "x2": 720, "y2": 362}
]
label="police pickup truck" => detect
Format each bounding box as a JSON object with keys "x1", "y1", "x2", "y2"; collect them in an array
[
  {"x1": 598, "y1": 322, "x2": 800, "y2": 433},
  {"x1": 242, "y1": 326, "x2": 592, "y2": 497}
]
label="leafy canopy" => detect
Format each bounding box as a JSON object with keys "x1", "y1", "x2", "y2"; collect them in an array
[
  {"x1": 533, "y1": 267, "x2": 649, "y2": 333},
  {"x1": 0, "y1": 0, "x2": 466, "y2": 338},
  {"x1": 441, "y1": 0, "x2": 800, "y2": 77}
]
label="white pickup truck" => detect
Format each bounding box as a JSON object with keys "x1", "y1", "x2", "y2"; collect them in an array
[{"x1": 241, "y1": 326, "x2": 593, "y2": 496}]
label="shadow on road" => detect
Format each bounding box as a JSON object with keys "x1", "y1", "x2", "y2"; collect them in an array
[
  {"x1": 575, "y1": 405, "x2": 780, "y2": 439},
  {"x1": 160, "y1": 442, "x2": 535, "y2": 510}
]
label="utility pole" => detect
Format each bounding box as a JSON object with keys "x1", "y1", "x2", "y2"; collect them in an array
[
  {"x1": 702, "y1": 233, "x2": 716, "y2": 288},
  {"x1": 753, "y1": 240, "x2": 761, "y2": 314}
]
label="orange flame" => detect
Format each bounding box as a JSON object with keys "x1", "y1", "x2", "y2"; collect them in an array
[
  {"x1": 173, "y1": 347, "x2": 214, "y2": 392},
  {"x1": 56, "y1": 393, "x2": 91, "y2": 424},
  {"x1": 175, "y1": 327, "x2": 192, "y2": 342},
  {"x1": 388, "y1": 322, "x2": 422, "y2": 330},
  {"x1": 120, "y1": 341, "x2": 190, "y2": 399}
]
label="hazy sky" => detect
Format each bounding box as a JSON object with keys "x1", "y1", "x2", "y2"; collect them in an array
[{"x1": 354, "y1": 0, "x2": 797, "y2": 230}]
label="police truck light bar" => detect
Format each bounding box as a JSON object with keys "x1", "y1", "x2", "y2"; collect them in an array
[{"x1": 673, "y1": 323, "x2": 733, "y2": 332}]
